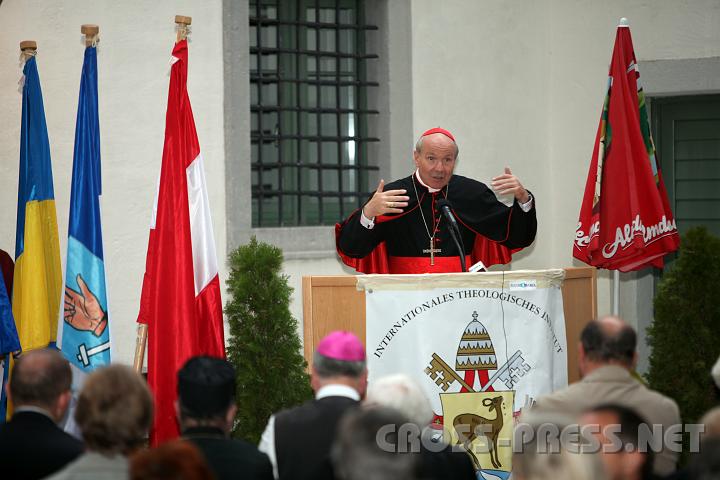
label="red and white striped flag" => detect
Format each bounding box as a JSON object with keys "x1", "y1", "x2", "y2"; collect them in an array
[{"x1": 137, "y1": 39, "x2": 225, "y2": 444}]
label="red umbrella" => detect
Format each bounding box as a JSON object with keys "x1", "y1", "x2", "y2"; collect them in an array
[{"x1": 574, "y1": 20, "x2": 679, "y2": 272}]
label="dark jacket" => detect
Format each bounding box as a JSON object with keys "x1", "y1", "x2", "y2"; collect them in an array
[
  {"x1": 0, "y1": 410, "x2": 84, "y2": 479},
  {"x1": 184, "y1": 426, "x2": 273, "y2": 480}
]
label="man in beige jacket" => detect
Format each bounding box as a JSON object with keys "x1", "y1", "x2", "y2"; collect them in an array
[{"x1": 534, "y1": 316, "x2": 680, "y2": 476}]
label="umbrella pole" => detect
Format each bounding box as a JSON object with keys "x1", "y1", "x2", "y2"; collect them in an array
[{"x1": 612, "y1": 270, "x2": 620, "y2": 315}]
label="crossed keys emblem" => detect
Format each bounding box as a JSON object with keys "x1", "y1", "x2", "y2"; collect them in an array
[{"x1": 425, "y1": 350, "x2": 531, "y2": 393}]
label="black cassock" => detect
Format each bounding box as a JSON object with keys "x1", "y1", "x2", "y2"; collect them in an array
[{"x1": 336, "y1": 173, "x2": 537, "y2": 273}]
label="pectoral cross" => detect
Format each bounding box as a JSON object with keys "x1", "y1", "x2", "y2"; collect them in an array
[{"x1": 423, "y1": 238, "x2": 441, "y2": 265}]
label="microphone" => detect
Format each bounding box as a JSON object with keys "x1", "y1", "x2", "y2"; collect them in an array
[
  {"x1": 436, "y1": 199, "x2": 459, "y2": 234},
  {"x1": 436, "y1": 199, "x2": 467, "y2": 272}
]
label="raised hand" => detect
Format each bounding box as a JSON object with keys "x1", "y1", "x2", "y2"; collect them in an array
[
  {"x1": 362, "y1": 179, "x2": 410, "y2": 219},
  {"x1": 491, "y1": 167, "x2": 530, "y2": 204},
  {"x1": 64, "y1": 274, "x2": 107, "y2": 337}
]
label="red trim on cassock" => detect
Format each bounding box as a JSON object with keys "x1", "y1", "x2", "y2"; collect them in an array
[{"x1": 335, "y1": 222, "x2": 516, "y2": 274}]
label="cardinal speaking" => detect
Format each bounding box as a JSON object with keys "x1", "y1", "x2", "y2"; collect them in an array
[{"x1": 335, "y1": 127, "x2": 537, "y2": 274}]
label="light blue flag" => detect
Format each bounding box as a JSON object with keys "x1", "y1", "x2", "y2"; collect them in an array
[{"x1": 61, "y1": 45, "x2": 110, "y2": 371}]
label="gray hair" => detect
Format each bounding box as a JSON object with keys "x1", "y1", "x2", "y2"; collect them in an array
[
  {"x1": 365, "y1": 374, "x2": 433, "y2": 427},
  {"x1": 312, "y1": 352, "x2": 366, "y2": 379},
  {"x1": 415, "y1": 134, "x2": 459, "y2": 159},
  {"x1": 332, "y1": 406, "x2": 419, "y2": 480}
]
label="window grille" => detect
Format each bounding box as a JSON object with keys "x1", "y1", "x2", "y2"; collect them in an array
[{"x1": 250, "y1": 0, "x2": 379, "y2": 227}]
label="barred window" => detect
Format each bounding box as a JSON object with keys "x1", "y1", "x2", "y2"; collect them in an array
[{"x1": 250, "y1": 0, "x2": 379, "y2": 227}]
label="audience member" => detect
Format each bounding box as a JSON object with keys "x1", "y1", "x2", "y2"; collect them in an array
[
  {"x1": 365, "y1": 373, "x2": 475, "y2": 479},
  {"x1": 700, "y1": 406, "x2": 720, "y2": 441},
  {"x1": 259, "y1": 330, "x2": 367, "y2": 480},
  {"x1": 0, "y1": 349, "x2": 83, "y2": 479},
  {"x1": 534, "y1": 316, "x2": 680, "y2": 475},
  {"x1": 46, "y1": 364, "x2": 153, "y2": 480},
  {"x1": 580, "y1": 404, "x2": 656, "y2": 480},
  {"x1": 177, "y1": 355, "x2": 273, "y2": 480},
  {"x1": 513, "y1": 411, "x2": 606, "y2": 480},
  {"x1": 332, "y1": 406, "x2": 419, "y2": 480},
  {"x1": 686, "y1": 437, "x2": 720, "y2": 480},
  {"x1": 130, "y1": 440, "x2": 215, "y2": 480}
]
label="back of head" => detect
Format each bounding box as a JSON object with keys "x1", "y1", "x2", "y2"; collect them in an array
[
  {"x1": 177, "y1": 355, "x2": 236, "y2": 426},
  {"x1": 76, "y1": 364, "x2": 153, "y2": 455},
  {"x1": 580, "y1": 316, "x2": 636, "y2": 367},
  {"x1": 313, "y1": 331, "x2": 366, "y2": 380},
  {"x1": 333, "y1": 406, "x2": 419, "y2": 480},
  {"x1": 513, "y1": 411, "x2": 606, "y2": 480},
  {"x1": 585, "y1": 403, "x2": 654, "y2": 479},
  {"x1": 9, "y1": 349, "x2": 71, "y2": 411},
  {"x1": 130, "y1": 440, "x2": 214, "y2": 480},
  {"x1": 689, "y1": 437, "x2": 720, "y2": 480},
  {"x1": 701, "y1": 406, "x2": 720, "y2": 441},
  {"x1": 365, "y1": 374, "x2": 433, "y2": 427}
]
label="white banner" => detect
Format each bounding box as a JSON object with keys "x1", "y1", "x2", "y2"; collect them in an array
[{"x1": 360, "y1": 270, "x2": 568, "y2": 477}]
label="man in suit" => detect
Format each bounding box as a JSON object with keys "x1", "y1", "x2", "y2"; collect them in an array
[
  {"x1": 259, "y1": 330, "x2": 367, "y2": 480},
  {"x1": 534, "y1": 316, "x2": 680, "y2": 476},
  {"x1": 178, "y1": 355, "x2": 273, "y2": 480},
  {"x1": 0, "y1": 349, "x2": 83, "y2": 479}
]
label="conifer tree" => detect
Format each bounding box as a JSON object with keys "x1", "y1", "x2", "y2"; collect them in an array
[
  {"x1": 225, "y1": 237, "x2": 312, "y2": 443},
  {"x1": 647, "y1": 227, "x2": 720, "y2": 428}
]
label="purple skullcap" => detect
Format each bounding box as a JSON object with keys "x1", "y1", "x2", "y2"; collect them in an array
[{"x1": 317, "y1": 331, "x2": 366, "y2": 362}]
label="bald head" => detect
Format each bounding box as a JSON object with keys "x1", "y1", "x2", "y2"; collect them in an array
[
  {"x1": 9, "y1": 349, "x2": 72, "y2": 415},
  {"x1": 580, "y1": 316, "x2": 637, "y2": 369}
]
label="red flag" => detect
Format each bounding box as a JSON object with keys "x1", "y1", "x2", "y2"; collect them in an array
[
  {"x1": 137, "y1": 39, "x2": 225, "y2": 444},
  {"x1": 574, "y1": 23, "x2": 679, "y2": 271}
]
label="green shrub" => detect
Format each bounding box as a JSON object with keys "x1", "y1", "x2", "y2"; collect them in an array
[
  {"x1": 225, "y1": 237, "x2": 312, "y2": 444},
  {"x1": 647, "y1": 227, "x2": 720, "y2": 440}
]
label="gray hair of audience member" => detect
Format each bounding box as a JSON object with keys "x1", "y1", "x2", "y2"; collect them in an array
[
  {"x1": 580, "y1": 316, "x2": 636, "y2": 366},
  {"x1": 312, "y1": 351, "x2": 366, "y2": 379},
  {"x1": 513, "y1": 411, "x2": 607, "y2": 480},
  {"x1": 365, "y1": 374, "x2": 433, "y2": 427},
  {"x1": 8, "y1": 349, "x2": 71, "y2": 411},
  {"x1": 75, "y1": 365, "x2": 153, "y2": 456},
  {"x1": 332, "y1": 405, "x2": 420, "y2": 480}
]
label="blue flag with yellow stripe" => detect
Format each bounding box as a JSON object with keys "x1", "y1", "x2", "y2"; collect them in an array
[
  {"x1": 60, "y1": 45, "x2": 110, "y2": 370},
  {"x1": 13, "y1": 55, "x2": 63, "y2": 353}
]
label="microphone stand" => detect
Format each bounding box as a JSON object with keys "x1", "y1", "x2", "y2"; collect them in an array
[
  {"x1": 437, "y1": 199, "x2": 467, "y2": 272},
  {"x1": 447, "y1": 221, "x2": 466, "y2": 272}
]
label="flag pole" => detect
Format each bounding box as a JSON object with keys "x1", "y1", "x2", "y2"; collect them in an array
[
  {"x1": 133, "y1": 14, "x2": 193, "y2": 375},
  {"x1": 611, "y1": 17, "x2": 628, "y2": 318},
  {"x1": 19, "y1": 40, "x2": 37, "y2": 61},
  {"x1": 175, "y1": 15, "x2": 192, "y2": 43},
  {"x1": 81, "y1": 24, "x2": 99, "y2": 47}
]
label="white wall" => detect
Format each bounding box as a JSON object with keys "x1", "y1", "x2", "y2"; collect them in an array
[{"x1": 0, "y1": 0, "x2": 225, "y2": 366}]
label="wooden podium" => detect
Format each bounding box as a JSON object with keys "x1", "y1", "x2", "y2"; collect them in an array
[{"x1": 302, "y1": 267, "x2": 596, "y2": 384}]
